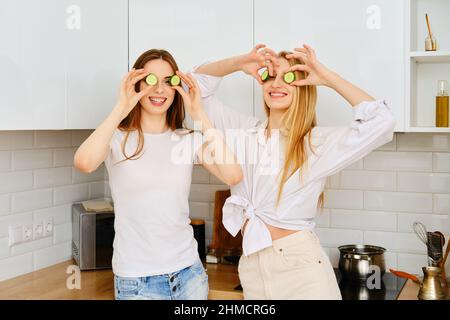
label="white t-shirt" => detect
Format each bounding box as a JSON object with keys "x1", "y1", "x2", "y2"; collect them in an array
[{"x1": 104, "y1": 128, "x2": 203, "y2": 277}]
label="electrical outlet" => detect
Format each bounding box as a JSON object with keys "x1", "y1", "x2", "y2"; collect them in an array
[
  {"x1": 33, "y1": 221, "x2": 44, "y2": 239},
  {"x1": 8, "y1": 225, "x2": 23, "y2": 246},
  {"x1": 22, "y1": 224, "x2": 33, "y2": 242},
  {"x1": 43, "y1": 218, "x2": 53, "y2": 237}
]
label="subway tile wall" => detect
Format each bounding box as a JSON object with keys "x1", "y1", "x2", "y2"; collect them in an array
[
  {"x1": 1, "y1": 131, "x2": 449, "y2": 282},
  {"x1": 0, "y1": 130, "x2": 106, "y2": 281}
]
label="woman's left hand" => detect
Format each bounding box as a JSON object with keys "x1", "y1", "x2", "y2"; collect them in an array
[
  {"x1": 172, "y1": 71, "x2": 204, "y2": 121},
  {"x1": 285, "y1": 44, "x2": 336, "y2": 87}
]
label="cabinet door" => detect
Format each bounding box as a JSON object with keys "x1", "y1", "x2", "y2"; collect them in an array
[
  {"x1": 254, "y1": 0, "x2": 405, "y2": 131},
  {"x1": 0, "y1": 0, "x2": 66, "y2": 129},
  {"x1": 129, "y1": 0, "x2": 254, "y2": 122},
  {"x1": 65, "y1": 0, "x2": 128, "y2": 129}
]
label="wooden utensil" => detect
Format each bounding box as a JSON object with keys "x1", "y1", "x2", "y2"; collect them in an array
[
  {"x1": 390, "y1": 268, "x2": 421, "y2": 284},
  {"x1": 209, "y1": 189, "x2": 242, "y2": 263},
  {"x1": 439, "y1": 237, "x2": 450, "y2": 287},
  {"x1": 425, "y1": 13, "x2": 433, "y2": 39}
]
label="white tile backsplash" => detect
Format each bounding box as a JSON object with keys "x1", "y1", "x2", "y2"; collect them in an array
[
  {"x1": 0, "y1": 171, "x2": 33, "y2": 194},
  {"x1": 11, "y1": 237, "x2": 53, "y2": 257},
  {"x1": 12, "y1": 189, "x2": 53, "y2": 213},
  {"x1": 33, "y1": 242, "x2": 72, "y2": 270},
  {"x1": 397, "y1": 133, "x2": 450, "y2": 152},
  {"x1": 53, "y1": 148, "x2": 77, "y2": 167},
  {"x1": 364, "y1": 151, "x2": 432, "y2": 172},
  {"x1": 0, "y1": 130, "x2": 104, "y2": 282},
  {"x1": 330, "y1": 209, "x2": 397, "y2": 232},
  {"x1": 0, "y1": 253, "x2": 33, "y2": 281},
  {"x1": 53, "y1": 223, "x2": 72, "y2": 244},
  {"x1": 433, "y1": 153, "x2": 450, "y2": 172},
  {"x1": 433, "y1": 194, "x2": 450, "y2": 214},
  {"x1": 397, "y1": 172, "x2": 450, "y2": 193},
  {"x1": 34, "y1": 131, "x2": 72, "y2": 149},
  {"x1": 53, "y1": 184, "x2": 89, "y2": 206},
  {"x1": 0, "y1": 238, "x2": 9, "y2": 260},
  {"x1": 33, "y1": 167, "x2": 72, "y2": 188},
  {"x1": 12, "y1": 150, "x2": 53, "y2": 170},
  {"x1": 324, "y1": 189, "x2": 364, "y2": 209},
  {"x1": 364, "y1": 191, "x2": 432, "y2": 213},
  {"x1": 340, "y1": 170, "x2": 396, "y2": 191},
  {"x1": 0, "y1": 131, "x2": 33, "y2": 151},
  {"x1": 0, "y1": 194, "x2": 10, "y2": 216},
  {"x1": 0, "y1": 151, "x2": 10, "y2": 172}
]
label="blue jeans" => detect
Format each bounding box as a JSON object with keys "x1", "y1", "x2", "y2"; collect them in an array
[{"x1": 114, "y1": 260, "x2": 209, "y2": 300}]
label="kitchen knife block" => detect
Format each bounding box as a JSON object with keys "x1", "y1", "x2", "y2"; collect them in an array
[{"x1": 208, "y1": 190, "x2": 242, "y2": 264}]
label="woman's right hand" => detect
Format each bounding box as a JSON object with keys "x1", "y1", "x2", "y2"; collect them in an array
[
  {"x1": 115, "y1": 68, "x2": 152, "y2": 120},
  {"x1": 234, "y1": 44, "x2": 279, "y2": 84}
]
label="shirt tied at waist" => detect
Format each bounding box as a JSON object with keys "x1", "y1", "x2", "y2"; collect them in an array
[{"x1": 222, "y1": 195, "x2": 273, "y2": 257}]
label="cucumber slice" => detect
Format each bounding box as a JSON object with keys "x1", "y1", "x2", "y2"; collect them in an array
[
  {"x1": 169, "y1": 75, "x2": 181, "y2": 86},
  {"x1": 146, "y1": 73, "x2": 157, "y2": 86},
  {"x1": 261, "y1": 69, "x2": 269, "y2": 82},
  {"x1": 283, "y1": 71, "x2": 296, "y2": 84}
]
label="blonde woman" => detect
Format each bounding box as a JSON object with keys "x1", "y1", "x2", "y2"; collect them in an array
[{"x1": 192, "y1": 44, "x2": 396, "y2": 299}]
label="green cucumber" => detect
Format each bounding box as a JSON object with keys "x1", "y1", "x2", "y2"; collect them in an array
[
  {"x1": 145, "y1": 73, "x2": 157, "y2": 86},
  {"x1": 261, "y1": 69, "x2": 269, "y2": 82},
  {"x1": 169, "y1": 75, "x2": 181, "y2": 86},
  {"x1": 283, "y1": 71, "x2": 296, "y2": 84}
]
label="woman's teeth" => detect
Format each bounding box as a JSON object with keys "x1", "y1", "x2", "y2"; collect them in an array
[
  {"x1": 149, "y1": 97, "x2": 167, "y2": 106},
  {"x1": 269, "y1": 92, "x2": 287, "y2": 98}
]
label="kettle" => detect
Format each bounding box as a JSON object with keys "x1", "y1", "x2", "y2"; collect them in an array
[{"x1": 418, "y1": 266, "x2": 447, "y2": 300}]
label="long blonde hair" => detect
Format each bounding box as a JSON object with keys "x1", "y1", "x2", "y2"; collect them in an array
[{"x1": 263, "y1": 51, "x2": 323, "y2": 208}]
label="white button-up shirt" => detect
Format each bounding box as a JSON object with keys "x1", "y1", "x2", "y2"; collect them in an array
[{"x1": 192, "y1": 72, "x2": 396, "y2": 257}]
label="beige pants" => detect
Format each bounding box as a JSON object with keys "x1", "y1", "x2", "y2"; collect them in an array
[{"x1": 238, "y1": 230, "x2": 342, "y2": 300}]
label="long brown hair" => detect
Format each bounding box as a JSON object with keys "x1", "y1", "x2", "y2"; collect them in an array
[
  {"x1": 263, "y1": 51, "x2": 323, "y2": 208},
  {"x1": 118, "y1": 49, "x2": 185, "y2": 161}
]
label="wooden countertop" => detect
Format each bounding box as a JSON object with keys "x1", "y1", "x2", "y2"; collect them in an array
[
  {"x1": 0, "y1": 259, "x2": 242, "y2": 300},
  {"x1": 0, "y1": 259, "x2": 425, "y2": 300}
]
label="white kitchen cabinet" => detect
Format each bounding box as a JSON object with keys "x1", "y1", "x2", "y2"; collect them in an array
[
  {"x1": 254, "y1": 0, "x2": 405, "y2": 131},
  {"x1": 0, "y1": 0, "x2": 128, "y2": 130},
  {"x1": 65, "y1": 0, "x2": 128, "y2": 129},
  {"x1": 0, "y1": 0, "x2": 66, "y2": 129},
  {"x1": 129, "y1": 0, "x2": 254, "y2": 124}
]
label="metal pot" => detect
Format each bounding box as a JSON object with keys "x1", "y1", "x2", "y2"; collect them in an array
[{"x1": 338, "y1": 245, "x2": 386, "y2": 282}]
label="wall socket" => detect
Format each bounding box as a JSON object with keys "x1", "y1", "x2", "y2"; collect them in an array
[{"x1": 8, "y1": 219, "x2": 54, "y2": 247}]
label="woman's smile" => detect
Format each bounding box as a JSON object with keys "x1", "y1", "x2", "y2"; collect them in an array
[{"x1": 149, "y1": 96, "x2": 168, "y2": 107}]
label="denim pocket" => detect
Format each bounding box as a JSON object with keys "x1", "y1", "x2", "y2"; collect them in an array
[{"x1": 115, "y1": 276, "x2": 141, "y2": 299}]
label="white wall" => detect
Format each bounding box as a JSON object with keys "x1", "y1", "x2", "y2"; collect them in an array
[{"x1": 0, "y1": 130, "x2": 106, "y2": 281}]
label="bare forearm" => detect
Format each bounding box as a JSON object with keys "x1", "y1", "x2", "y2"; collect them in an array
[
  {"x1": 195, "y1": 55, "x2": 243, "y2": 77},
  {"x1": 325, "y1": 71, "x2": 375, "y2": 107},
  {"x1": 197, "y1": 111, "x2": 242, "y2": 185},
  {"x1": 74, "y1": 105, "x2": 124, "y2": 172}
]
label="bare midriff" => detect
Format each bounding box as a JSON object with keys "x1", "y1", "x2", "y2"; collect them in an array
[{"x1": 242, "y1": 219, "x2": 300, "y2": 241}]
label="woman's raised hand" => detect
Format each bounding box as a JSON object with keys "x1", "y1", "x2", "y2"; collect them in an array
[
  {"x1": 235, "y1": 44, "x2": 279, "y2": 84},
  {"x1": 116, "y1": 68, "x2": 152, "y2": 120},
  {"x1": 172, "y1": 71, "x2": 204, "y2": 121},
  {"x1": 285, "y1": 44, "x2": 336, "y2": 87}
]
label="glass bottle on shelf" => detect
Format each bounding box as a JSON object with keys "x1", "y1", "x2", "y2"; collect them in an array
[{"x1": 436, "y1": 80, "x2": 449, "y2": 127}]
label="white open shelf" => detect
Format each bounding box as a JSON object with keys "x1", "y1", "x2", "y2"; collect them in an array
[
  {"x1": 406, "y1": 0, "x2": 450, "y2": 132},
  {"x1": 410, "y1": 51, "x2": 450, "y2": 63}
]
